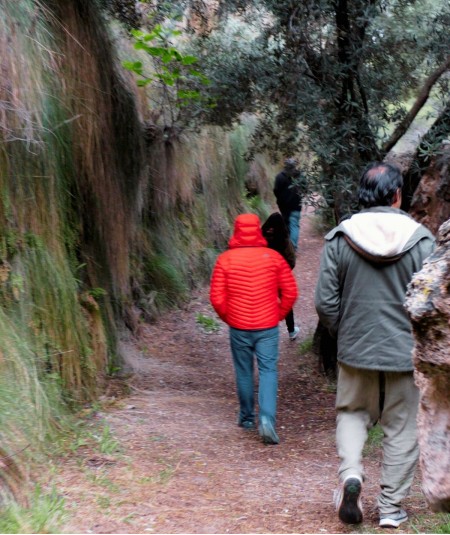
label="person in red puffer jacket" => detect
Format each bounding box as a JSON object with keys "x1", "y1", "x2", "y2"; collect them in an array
[{"x1": 210, "y1": 213, "x2": 298, "y2": 444}]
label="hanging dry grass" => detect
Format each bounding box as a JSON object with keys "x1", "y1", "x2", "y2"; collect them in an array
[
  {"x1": 46, "y1": 0, "x2": 145, "y2": 297},
  {"x1": 0, "y1": 2, "x2": 118, "y2": 496}
]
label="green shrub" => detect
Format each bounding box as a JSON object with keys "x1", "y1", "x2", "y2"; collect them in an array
[{"x1": 196, "y1": 313, "x2": 220, "y2": 332}]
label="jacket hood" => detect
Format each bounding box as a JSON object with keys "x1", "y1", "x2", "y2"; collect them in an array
[
  {"x1": 327, "y1": 207, "x2": 430, "y2": 261},
  {"x1": 229, "y1": 213, "x2": 267, "y2": 249}
]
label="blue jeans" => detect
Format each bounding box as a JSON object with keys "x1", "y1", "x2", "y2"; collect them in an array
[
  {"x1": 229, "y1": 326, "x2": 279, "y2": 426},
  {"x1": 287, "y1": 210, "x2": 301, "y2": 251}
]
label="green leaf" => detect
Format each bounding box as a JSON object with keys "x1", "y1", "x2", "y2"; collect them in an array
[
  {"x1": 122, "y1": 61, "x2": 143, "y2": 75},
  {"x1": 143, "y1": 32, "x2": 158, "y2": 42},
  {"x1": 130, "y1": 29, "x2": 144, "y2": 38},
  {"x1": 136, "y1": 78, "x2": 152, "y2": 87},
  {"x1": 161, "y1": 51, "x2": 173, "y2": 64},
  {"x1": 177, "y1": 89, "x2": 201, "y2": 100},
  {"x1": 122, "y1": 60, "x2": 135, "y2": 70},
  {"x1": 199, "y1": 74, "x2": 211, "y2": 86},
  {"x1": 171, "y1": 49, "x2": 183, "y2": 61},
  {"x1": 156, "y1": 73, "x2": 175, "y2": 86},
  {"x1": 181, "y1": 55, "x2": 198, "y2": 65},
  {"x1": 147, "y1": 46, "x2": 166, "y2": 57}
]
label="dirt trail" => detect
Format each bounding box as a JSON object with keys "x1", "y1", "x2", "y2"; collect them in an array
[{"x1": 56, "y1": 208, "x2": 430, "y2": 534}]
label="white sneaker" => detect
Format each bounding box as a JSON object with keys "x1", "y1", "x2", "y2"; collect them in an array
[
  {"x1": 289, "y1": 326, "x2": 300, "y2": 341},
  {"x1": 334, "y1": 475, "x2": 363, "y2": 524},
  {"x1": 379, "y1": 509, "x2": 408, "y2": 528}
]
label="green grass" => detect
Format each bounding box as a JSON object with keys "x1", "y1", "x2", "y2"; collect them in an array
[
  {"x1": 433, "y1": 514, "x2": 450, "y2": 533},
  {"x1": 363, "y1": 423, "x2": 384, "y2": 457},
  {"x1": 298, "y1": 335, "x2": 314, "y2": 355},
  {"x1": 137, "y1": 463, "x2": 177, "y2": 486},
  {"x1": 0, "y1": 485, "x2": 67, "y2": 534},
  {"x1": 356, "y1": 512, "x2": 450, "y2": 534}
]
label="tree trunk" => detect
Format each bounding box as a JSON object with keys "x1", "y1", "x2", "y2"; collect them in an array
[
  {"x1": 402, "y1": 102, "x2": 450, "y2": 212},
  {"x1": 405, "y1": 218, "x2": 450, "y2": 512},
  {"x1": 408, "y1": 143, "x2": 450, "y2": 235}
]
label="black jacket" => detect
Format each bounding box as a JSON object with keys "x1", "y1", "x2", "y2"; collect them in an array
[{"x1": 273, "y1": 170, "x2": 304, "y2": 213}]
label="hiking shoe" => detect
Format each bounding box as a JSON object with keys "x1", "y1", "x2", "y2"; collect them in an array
[
  {"x1": 258, "y1": 416, "x2": 280, "y2": 445},
  {"x1": 289, "y1": 326, "x2": 300, "y2": 341},
  {"x1": 379, "y1": 509, "x2": 408, "y2": 528},
  {"x1": 238, "y1": 420, "x2": 255, "y2": 430},
  {"x1": 335, "y1": 476, "x2": 363, "y2": 524}
]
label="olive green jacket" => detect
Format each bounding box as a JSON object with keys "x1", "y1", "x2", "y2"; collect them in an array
[{"x1": 314, "y1": 207, "x2": 435, "y2": 371}]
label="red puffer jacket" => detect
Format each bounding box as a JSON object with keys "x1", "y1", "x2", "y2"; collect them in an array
[{"x1": 210, "y1": 214, "x2": 298, "y2": 330}]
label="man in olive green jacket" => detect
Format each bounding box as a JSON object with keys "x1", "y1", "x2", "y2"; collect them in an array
[{"x1": 315, "y1": 162, "x2": 435, "y2": 529}]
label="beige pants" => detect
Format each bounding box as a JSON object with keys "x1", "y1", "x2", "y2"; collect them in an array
[{"x1": 336, "y1": 362, "x2": 419, "y2": 514}]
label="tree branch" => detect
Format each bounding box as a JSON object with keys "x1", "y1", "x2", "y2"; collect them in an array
[{"x1": 382, "y1": 55, "x2": 450, "y2": 155}]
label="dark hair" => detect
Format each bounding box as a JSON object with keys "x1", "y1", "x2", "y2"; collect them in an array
[
  {"x1": 261, "y1": 212, "x2": 289, "y2": 253},
  {"x1": 358, "y1": 162, "x2": 403, "y2": 208},
  {"x1": 284, "y1": 157, "x2": 299, "y2": 170}
]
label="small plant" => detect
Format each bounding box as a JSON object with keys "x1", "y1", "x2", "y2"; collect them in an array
[
  {"x1": 107, "y1": 363, "x2": 122, "y2": 376},
  {"x1": 69, "y1": 432, "x2": 89, "y2": 453},
  {"x1": 245, "y1": 194, "x2": 270, "y2": 222},
  {"x1": 88, "y1": 287, "x2": 107, "y2": 299},
  {"x1": 196, "y1": 313, "x2": 220, "y2": 332},
  {"x1": 91, "y1": 424, "x2": 121, "y2": 455}
]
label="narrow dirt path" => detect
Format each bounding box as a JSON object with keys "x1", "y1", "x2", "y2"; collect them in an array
[{"x1": 55, "y1": 208, "x2": 430, "y2": 534}]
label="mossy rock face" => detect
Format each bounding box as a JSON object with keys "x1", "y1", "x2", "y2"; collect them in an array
[
  {"x1": 406, "y1": 219, "x2": 450, "y2": 369},
  {"x1": 406, "y1": 218, "x2": 450, "y2": 513}
]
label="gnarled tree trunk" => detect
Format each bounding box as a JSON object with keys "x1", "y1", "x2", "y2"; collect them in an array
[
  {"x1": 409, "y1": 143, "x2": 450, "y2": 235},
  {"x1": 405, "y1": 218, "x2": 450, "y2": 512}
]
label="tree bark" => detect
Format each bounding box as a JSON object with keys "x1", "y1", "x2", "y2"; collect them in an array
[
  {"x1": 382, "y1": 55, "x2": 450, "y2": 155},
  {"x1": 405, "y1": 219, "x2": 450, "y2": 512},
  {"x1": 408, "y1": 143, "x2": 450, "y2": 234}
]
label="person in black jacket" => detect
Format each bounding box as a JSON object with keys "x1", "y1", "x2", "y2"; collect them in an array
[
  {"x1": 262, "y1": 213, "x2": 300, "y2": 341},
  {"x1": 273, "y1": 158, "x2": 305, "y2": 251}
]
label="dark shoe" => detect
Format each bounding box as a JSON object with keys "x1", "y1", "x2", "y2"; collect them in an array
[
  {"x1": 335, "y1": 476, "x2": 363, "y2": 524},
  {"x1": 258, "y1": 416, "x2": 279, "y2": 444},
  {"x1": 379, "y1": 509, "x2": 408, "y2": 528},
  {"x1": 238, "y1": 420, "x2": 255, "y2": 430}
]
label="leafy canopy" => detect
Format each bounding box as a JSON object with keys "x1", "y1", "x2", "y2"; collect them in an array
[{"x1": 163, "y1": 0, "x2": 450, "y2": 214}]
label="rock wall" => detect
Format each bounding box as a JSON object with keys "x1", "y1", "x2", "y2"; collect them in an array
[{"x1": 405, "y1": 219, "x2": 450, "y2": 512}]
